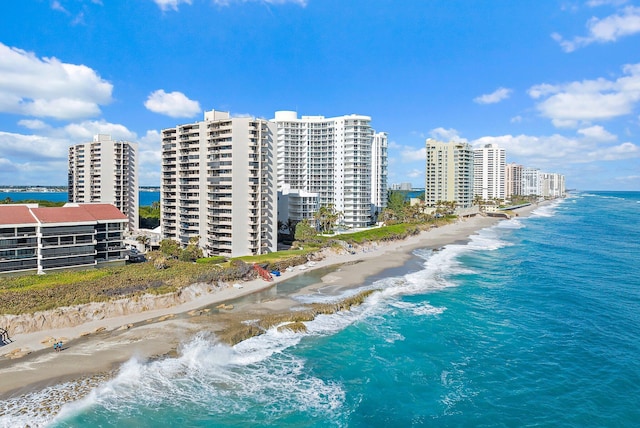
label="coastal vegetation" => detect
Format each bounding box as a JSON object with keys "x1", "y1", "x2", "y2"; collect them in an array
[
  {"x1": 0, "y1": 197, "x2": 65, "y2": 207},
  {"x1": 139, "y1": 201, "x2": 160, "y2": 229},
  {"x1": 0, "y1": 219, "x2": 456, "y2": 314},
  {"x1": 0, "y1": 212, "x2": 456, "y2": 316}
]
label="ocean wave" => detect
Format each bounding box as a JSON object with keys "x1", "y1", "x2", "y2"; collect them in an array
[
  {"x1": 389, "y1": 300, "x2": 447, "y2": 317},
  {"x1": 0, "y1": 375, "x2": 110, "y2": 428},
  {"x1": 52, "y1": 332, "x2": 346, "y2": 425},
  {"x1": 530, "y1": 199, "x2": 564, "y2": 218}
]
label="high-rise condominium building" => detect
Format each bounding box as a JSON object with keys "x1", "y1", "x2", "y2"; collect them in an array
[
  {"x1": 522, "y1": 167, "x2": 542, "y2": 196},
  {"x1": 474, "y1": 143, "x2": 506, "y2": 202},
  {"x1": 541, "y1": 173, "x2": 566, "y2": 198},
  {"x1": 425, "y1": 139, "x2": 474, "y2": 209},
  {"x1": 370, "y1": 132, "x2": 388, "y2": 218},
  {"x1": 505, "y1": 163, "x2": 524, "y2": 199},
  {"x1": 273, "y1": 111, "x2": 382, "y2": 229},
  {"x1": 161, "y1": 110, "x2": 277, "y2": 257},
  {"x1": 68, "y1": 134, "x2": 139, "y2": 231}
]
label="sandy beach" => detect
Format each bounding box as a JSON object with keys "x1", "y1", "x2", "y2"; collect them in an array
[{"x1": 0, "y1": 207, "x2": 539, "y2": 399}]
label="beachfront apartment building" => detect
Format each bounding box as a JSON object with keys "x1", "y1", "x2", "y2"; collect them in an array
[
  {"x1": 474, "y1": 143, "x2": 506, "y2": 202},
  {"x1": 371, "y1": 132, "x2": 388, "y2": 220},
  {"x1": 425, "y1": 139, "x2": 474, "y2": 209},
  {"x1": 68, "y1": 134, "x2": 139, "y2": 232},
  {"x1": 273, "y1": 111, "x2": 384, "y2": 229},
  {"x1": 505, "y1": 163, "x2": 523, "y2": 199},
  {"x1": 522, "y1": 168, "x2": 543, "y2": 196},
  {"x1": 0, "y1": 203, "x2": 127, "y2": 276},
  {"x1": 542, "y1": 173, "x2": 566, "y2": 198},
  {"x1": 161, "y1": 110, "x2": 277, "y2": 258}
]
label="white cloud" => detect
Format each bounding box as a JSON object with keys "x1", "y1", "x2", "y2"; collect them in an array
[
  {"x1": 0, "y1": 132, "x2": 70, "y2": 161},
  {"x1": 553, "y1": 6, "x2": 640, "y2": 52},
  {"x1": 429, "y1": 127, "x2": 468, "y2": 142},
  {"x1": 388, "y1": 140, "x2": 403, "y2": 150},
  {"x1": 473, "y1": 87, "x2": 513, "y2": 104},
  {"x1": 153, "y1": 0, "x2": 192, "y2": 11},
  {"x1": 51, "y1": 1, "x2": 68, "y2": 13},
  {"x1": 587, "y1": 0, "x2": 629, "y2": 8},
  {"x1": 407, "y1": 169, "x2": 424, "y2": 179},
  {"x1": 528, "y1": 63, "x2": 640, "y2": 127},
  {"x1": 137, "y1": 130, "x2": 162, "y2": 185},
  {"x1": 0, "y1": 43, "x2": 112, "y2": 120},
  {"x1": 62, "y1": 120, "x2": 137, "y2": 141},
  {"x1": 586, "y1": 141, "x2": 639, "y2": 160},
  {"x1": 400, "y1": 147, "x2": 426, "y2": 163},
  {"x1": 577, "y1": 125, "x2": 617, "y2": 141},
  {"x1": 154, "y1": 0, "x2": 305, "y2": 11},
  {"x1": 18, "y1": 119, "x2": 49, "y2": 130},
  {"x1": 0, "y1": 121, "x2": 164, "y2": 186},
  {"x1": 511, "y1": 115, "x2": 523, "y2": 123},
  {"x1": 144, "y1": 89, "x2": 201, "y2": 118},
  {"x1": 211, "y1": 0, "x2": 307, "y2": 5},
  {"x1": 470, "y1": 130, "x2": 639, "y2": 169}
]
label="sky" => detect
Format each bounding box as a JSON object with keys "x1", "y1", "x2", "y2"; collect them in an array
[{"x1": 0, "y1": 0, "x2": 639, "y2": 191}]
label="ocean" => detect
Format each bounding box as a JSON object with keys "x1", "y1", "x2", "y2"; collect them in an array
[
  {"x1": 2, "y1": 191, "x2": 639, "y2": 427},
  {"x1": 0, "y1": 191, "x2": 160, "y2": 207}
]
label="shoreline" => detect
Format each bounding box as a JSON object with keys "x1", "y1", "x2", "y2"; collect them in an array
[{"x1": 0, "y1": 205, "x2": 540, "y2": 399}]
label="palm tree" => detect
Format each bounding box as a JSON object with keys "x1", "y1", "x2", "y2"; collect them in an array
[{"x1": 136, "y1": 234, "x2": 150, "y2": 251}]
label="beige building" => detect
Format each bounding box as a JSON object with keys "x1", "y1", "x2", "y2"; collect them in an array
[
  {"x1": 161, "y1": 110, "x2": 277, "y2": 257},
  {"x1": 505, "y1": 163, "x2": 523, "y2": 199},
  {"x1": 425, "y1": 139, "x2": 474, "y2": 209},
  {"x1": 68, "y1": 134, "x2": 139, "y2": 231}
]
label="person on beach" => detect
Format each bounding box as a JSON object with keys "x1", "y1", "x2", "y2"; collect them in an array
[{"x1": 53, "y1": 342, "x2": 58, "y2": 352}]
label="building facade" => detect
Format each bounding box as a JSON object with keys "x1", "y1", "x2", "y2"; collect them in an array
[
  {"x1": 273, "y1": 111, "x2": 382, "y2": 229},
  {"x1": 370, "y1": 132, "x2": 388, "y2": 220},
  {"x1": 541, "y1": 173, "x2": 566, "y2": 198},
  {"x1": 425, "y1": 139, "x2": 474, "y2": 209},
  {"x1": 161, "y1": 110, "x2": 277, "y2": 258},
  {"x1": 474, "y1": 143, "x2": 506, "y2": 202},
  {"x1": 277, "y1": 185, "x2": 319, "y2": 224},
  {"x1": 522, "y1": 167, "x2": 542, "y2": 196},
  {"x1": 505, "y1": 162, "x2": 524, "y2": 199},
  {"x1": 0, "y1": 203, "x2": 127, "y2": 276},
  {"x1": 68, "y1": 134, "x2": 139, "y2": 232}
]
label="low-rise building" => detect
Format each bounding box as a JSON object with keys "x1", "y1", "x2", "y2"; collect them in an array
[{"x1": 0, "y1": 203, "x2": 128, "y2": 276}]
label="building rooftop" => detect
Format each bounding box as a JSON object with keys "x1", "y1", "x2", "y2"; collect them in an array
[
  {"x1": 77, "y1": 203, "x2": 128, "y2": 221},
  {"x1": 1, "y1": 203, "x2": 127, "y2": 226},
  {"x1": 0, "y1": 205, "x2": 38, "y2": 226}
]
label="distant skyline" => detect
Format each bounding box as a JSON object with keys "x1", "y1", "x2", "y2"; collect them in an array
[{"x1": 0, "y1": 0, "x2": 639, "y2": 190}]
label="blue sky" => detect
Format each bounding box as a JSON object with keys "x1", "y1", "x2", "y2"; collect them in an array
[{"x1": 0, "y1": 0, "x2": 639, "y2": 190}]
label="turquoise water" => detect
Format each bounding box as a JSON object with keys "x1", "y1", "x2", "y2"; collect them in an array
[
  {"x1": 0, "y1": 192, "x2": 160, "y2": 206},
  {"x1": 2, "y1": 191, "x2": 639, "y2": 427}
]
